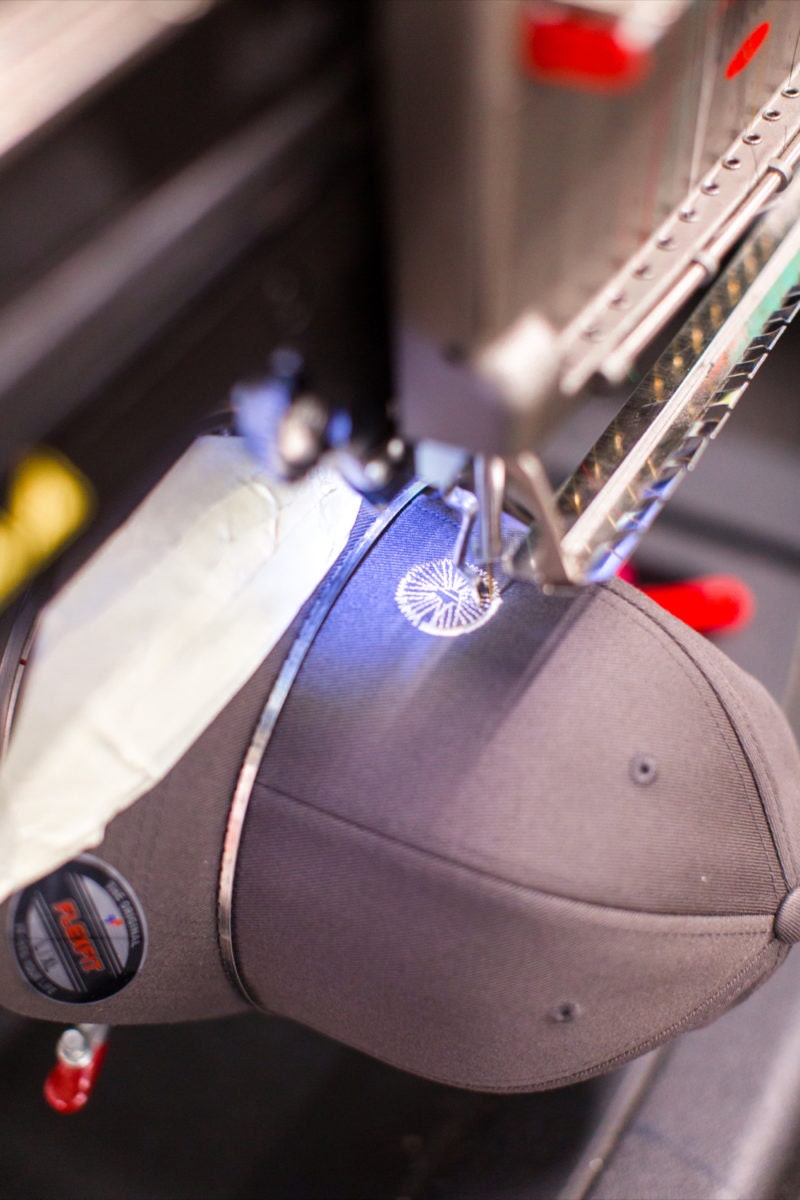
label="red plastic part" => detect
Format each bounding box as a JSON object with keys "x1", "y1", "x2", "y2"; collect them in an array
[
  {"x1": 44, "y1": 1043, "x2": 107, "y2": 1114},
  {"x1": 637, "y1": 575, "x2": 755, "y2": 635},
  {"x1": 522, "y1": 6, "x2": 651, "y2": 92},
  {"x1": 725, "y1": 21, "x2": 770, "y2": 80}
]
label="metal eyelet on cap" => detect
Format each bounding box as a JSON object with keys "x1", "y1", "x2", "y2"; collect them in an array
[
  {"x1": 549, "y1": 1000, "x2": 581, "y2": 1024},
  {"x1": 630, "y1": 754, "x2": 658, "y2": 786}
]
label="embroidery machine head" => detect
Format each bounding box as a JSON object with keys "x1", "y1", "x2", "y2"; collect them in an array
[
  {"x1": 226, "y1": 0, "x2": 800, "y2": 595},
  {"x1": 1, "y1": 1, "x2": 800, "y2": 607}
]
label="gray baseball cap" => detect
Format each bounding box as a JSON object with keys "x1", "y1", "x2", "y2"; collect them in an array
[{"x1": 2, "y1": 490, "x2": 800, "y2": 1093}]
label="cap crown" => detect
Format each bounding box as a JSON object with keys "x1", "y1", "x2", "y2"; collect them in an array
[{"x1": 233, "y1": 496, "x2": 800, "y2": 1089}]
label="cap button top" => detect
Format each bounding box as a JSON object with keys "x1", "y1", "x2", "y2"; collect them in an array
[{"x1": 775, "y1": 889, "x2": 800, "y2": 944}]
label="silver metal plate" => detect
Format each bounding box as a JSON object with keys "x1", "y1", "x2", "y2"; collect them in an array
[{"x1": 513, "y1": 170, "x2": 800, "y2": 586}]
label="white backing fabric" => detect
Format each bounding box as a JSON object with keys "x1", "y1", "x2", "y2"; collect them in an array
[{"x1": 0, "y1": 436, "x2": 360, "y2": 901}]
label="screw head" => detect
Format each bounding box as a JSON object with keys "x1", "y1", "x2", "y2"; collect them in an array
[{"x1": 58, "y1": 1028, "x2": 92, "y2": 1067}]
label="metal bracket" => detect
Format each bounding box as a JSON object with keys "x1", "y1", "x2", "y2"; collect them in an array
[{"x1": 506, "y1": 453, "x2": 575, "y2": 591}]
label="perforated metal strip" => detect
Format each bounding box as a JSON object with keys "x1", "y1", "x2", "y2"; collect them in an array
[
  {"x1": 560, "y1": 67, "x2": 800, "y2": 396},
  {"x1": 548, "y1": 179, "x2": 800, "y2": 584}
]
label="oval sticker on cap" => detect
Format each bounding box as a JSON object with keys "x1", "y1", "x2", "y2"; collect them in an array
[{"x1": 10, "y1": 855, "x2": 146, "y2": 1004}]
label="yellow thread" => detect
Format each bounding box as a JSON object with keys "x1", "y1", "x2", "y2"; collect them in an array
[
  {"x1": 0, "y1": 450, "x2": 94, "y2": 607},
  {"x1": 0, "y1": 522, "x2": 30, "y2": 602}
]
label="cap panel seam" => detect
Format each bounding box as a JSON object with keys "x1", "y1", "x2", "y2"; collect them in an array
[
  {"x1": 598, "y1": 585, "x2": 783, "y2": 896},
  {"x1": 252, "y1": 574, "x2": 784, "y2": 913},
  {"x1": 459, "y1": 940, "x2": 783, "y2": 1093},
  {"x1": 497, "y1": 940, "x2": 786, "y2": 1093},
  {"x1": 243, "y1": 799, "x2": 780, "y2": 1091},
  {"x1": 252, "y1": 779, "x2": 776, "y2": 929},
  {"x1": 695, "y1": 655, "x2": 798, "y2": 885},
  {"x1": 716, "y1": 679, "x2": 795, "y2": 884},
  {"x1": 281, "y1": 940, "x2": 779, "y2": 1094},
  {"x1": 598, "y1": 584, "x2": 787, "y2": 900},
  {"x1": 610, "y1": 577, "x2": 798, "y2": 886}
]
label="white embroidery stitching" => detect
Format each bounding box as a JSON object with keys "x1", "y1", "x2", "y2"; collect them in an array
[{"x1": 395, "y1": 559, "x2": 501, "y2": 637}]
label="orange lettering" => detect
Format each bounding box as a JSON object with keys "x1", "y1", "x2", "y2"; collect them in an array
[
  {"x1": 53, "y1": 901, "x2": 105, "y2": 972},
  {"x1": 53, "y1": 899, "x2": 79, "y2": 922}
]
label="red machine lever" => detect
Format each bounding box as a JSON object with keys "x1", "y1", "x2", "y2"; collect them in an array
[
  {"x1": 44, "y1": 1024, "x2": 109, "y2": 1114},
  {"x1": 636, "y1": 575, "x2": 755, "y2": 635},
  {"x1": 619, "y1": 565, "x2": 755, "y2": 636}
]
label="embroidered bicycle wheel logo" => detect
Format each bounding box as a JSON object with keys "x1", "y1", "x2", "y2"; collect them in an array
[{"x1": 395, "y1": 559, "x2": 501, "y2": 637}]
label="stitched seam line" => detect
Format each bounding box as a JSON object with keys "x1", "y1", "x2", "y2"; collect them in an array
[
  {"x1": 255, "y1": 780, "x2": 775, "y2": 929},
  {"x1": 256, "y1": 936, "x2": 779, "y2": 1094},
  {"x1": 628, "y1": 582, "x2": 796, "y2": 883},
  {"x1": 414, "y1": 503, "x2": 460, "y2": 531},
  {"x1": 734, "y1": 704, "x2": 793, "y2": 878},
  {"x1": 501, "y1": 939, "x2": 784, "y2": 1093},
  {"x1": 525, "y1": 940, "x2": 782, "y2": 1091},
  {"x1": 599, "y1": 587, "x2": 782, "y2": 895},
  {"x1": 709, "y1": 661, "x2": 796, "y2": 882},
  {"x1": 598, "y1": 586, "x2": 785, "y2": 900}
]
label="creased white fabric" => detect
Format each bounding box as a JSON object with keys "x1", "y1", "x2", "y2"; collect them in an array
[{"x1": 0, "y1": 436, "x2": 359, "y2": 901}]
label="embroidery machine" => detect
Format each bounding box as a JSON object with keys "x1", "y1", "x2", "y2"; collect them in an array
[
  {"x1": 1, "y1": 0, "x2": 800, "y2": 606},
  {"x1": 1, "y1": 7, "x2": 800, "y2": 1188}
]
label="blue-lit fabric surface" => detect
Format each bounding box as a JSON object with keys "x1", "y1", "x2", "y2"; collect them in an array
[
  {"x1": 243, "y1": 493, "x2": 782, "y2": 916},
  {"x1": 229, "y1": 491, "x2": 797, "y2": 1089},
  {"x1": 259, "y1": 494, "x2": 580, "y2": 813}
]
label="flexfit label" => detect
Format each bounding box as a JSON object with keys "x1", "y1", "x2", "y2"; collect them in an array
[
  {"x1": 395, "y1": 559, "x2": 501, "y2": 637},
  {"x1": 10, "y1": 856, "x2": 146, "y2": 1004}
]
